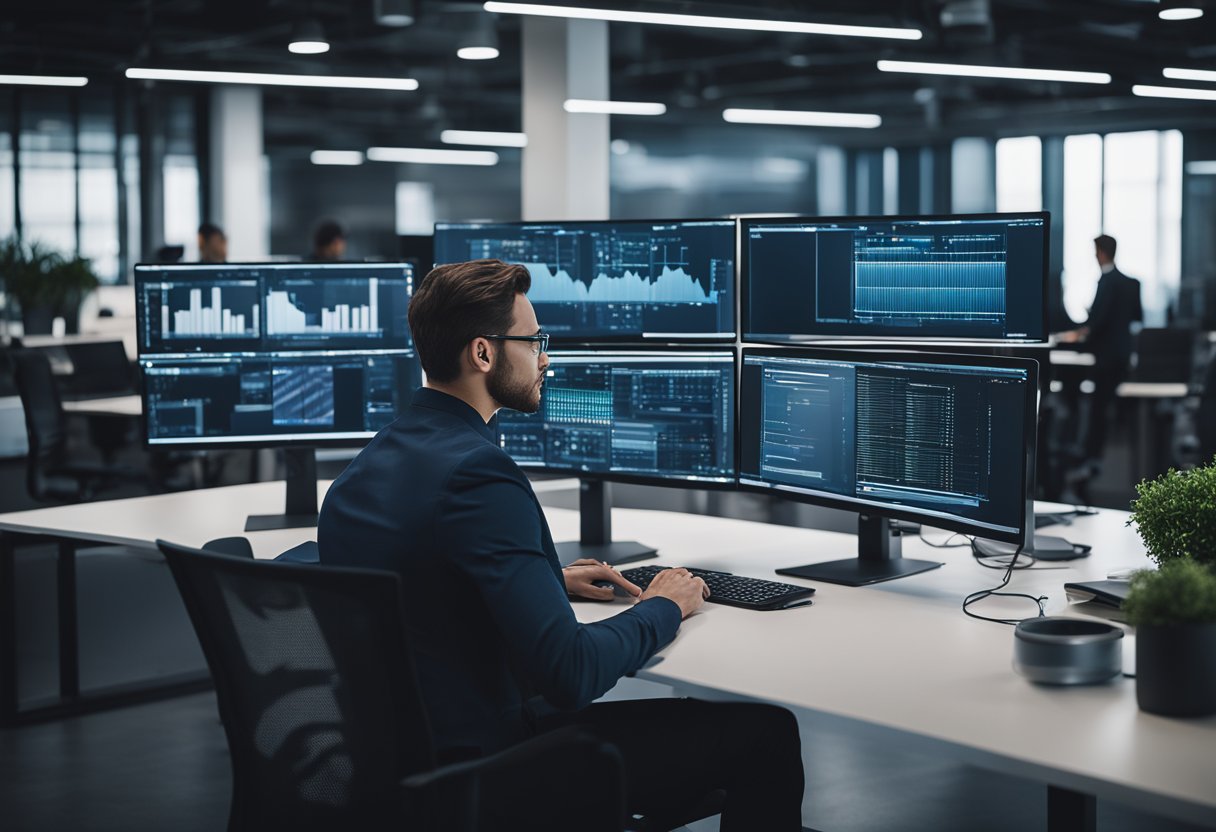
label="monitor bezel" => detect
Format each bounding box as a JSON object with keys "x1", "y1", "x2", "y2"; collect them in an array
[
  {"x1": 432, "y1": 218, "x2": 739, "y2": 344},
  {"x1": 134, "y1": 261, "x2": 419, "y2": 450},
  {"x1": 737, "y1": 346, "x2": 1038, "y2": 547},
  {"x1": 496, "y1": 347, "x2": 739, "y2": 491},
  {"x1": 738, "y1": 211, "x2": 1051, "y2": 346}
]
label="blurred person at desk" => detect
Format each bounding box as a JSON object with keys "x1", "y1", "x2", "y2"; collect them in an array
[
  {"x1": 197, "y1": 222, "x2": 227, "y2": 264},
  {"x1": 309, "y1": 218, "x2": 347, "y2": 261},
  {"x1": 1057, "y1": 234, "x2": 1143, "y2": 484}
]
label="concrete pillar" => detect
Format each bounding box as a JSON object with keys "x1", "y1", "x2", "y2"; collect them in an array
[
  {"x1": 521, "y1": 17, "x2": 610, "y2": 221},
  {"x1": 209, "y1": 86, "x2": 268, "y2": 259}
]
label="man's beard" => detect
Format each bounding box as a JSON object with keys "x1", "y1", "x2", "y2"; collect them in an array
[{"x1": 487, "y1": 351, "x2": 543, "y2": 414}]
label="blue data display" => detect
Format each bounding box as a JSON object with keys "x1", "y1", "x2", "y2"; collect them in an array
[
  {"x1": 739, "y1": 353, "x2": 1031, "y2": 536},
  {"x1": 434, "y1": 220, "x2": 736, "y2": 341},
  {"x1": 496, "y1": 351, "x2": 736, "y2": 483},
  {"x1": 743, "y1": 214, "x2": 1047, "y2": 342}
]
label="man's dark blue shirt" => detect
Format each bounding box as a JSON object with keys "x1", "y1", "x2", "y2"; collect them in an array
[{"x1": 318, "y1": 387, "x2": 682, "y2": 755}]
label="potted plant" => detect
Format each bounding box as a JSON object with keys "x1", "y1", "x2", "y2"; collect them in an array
[
  {"x1": 1124, "y1": 559, "x2": 1216, "y2": 717},
  {"x1": 1127, "y1": 461, "x2": 1216, "y2": 569},
  {"x1": 0, "y1": 236, "x2": 100, "y2": 335}
]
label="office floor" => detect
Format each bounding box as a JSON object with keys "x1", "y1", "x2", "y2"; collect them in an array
[{"x1": 1, "y1": 686, "x2": 1211, "y2": 832}]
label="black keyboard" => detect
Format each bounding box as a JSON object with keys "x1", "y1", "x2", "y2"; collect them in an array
[{"x1": 620, "y1": 565, "x2": 815, "y2": 611}]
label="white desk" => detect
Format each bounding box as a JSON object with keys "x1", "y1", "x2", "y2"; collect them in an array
[
  {"x1": 1115, "y1": 383, "x2": 1192, "y2": 482},
  {"x1": 1, "y1": 484, "x2": 1212, "y2": 829},
  {"x1": 61, "y1": 394, "x2": 142, "y2": 418}
]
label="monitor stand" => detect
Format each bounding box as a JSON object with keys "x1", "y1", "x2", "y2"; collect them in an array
[
  {"x1": 554, "y1": 479, "x2": 657, "y2": 566},
  {"x1": 245, "y1": 447, "x2": 321, "y2": 532},
  {"x1": 776, "y1": 514, "x2": 943, "y2": 587}
]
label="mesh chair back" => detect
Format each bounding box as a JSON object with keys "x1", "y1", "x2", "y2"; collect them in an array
[
  {"x1": 61, "y1": 340, "x2": 133, "y2": 396},
  {"x1": 1132, "y1": 328, "x2": 1196, "y2": 383},
  {"x1": 13, "y1": 350, "x2": 70, "y2": 495},
  {"x1": 157, "y1": 540, "x2": 435, "y2": 831}
]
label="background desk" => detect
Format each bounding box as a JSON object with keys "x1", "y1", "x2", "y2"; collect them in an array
[{"x1": 1, "y1": 484, "x2": 1213, "y2": 830}]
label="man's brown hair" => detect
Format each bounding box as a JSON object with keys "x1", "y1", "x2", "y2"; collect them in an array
[{"x1": 408, "y1": 259, "x2": 533, "y2": 383}]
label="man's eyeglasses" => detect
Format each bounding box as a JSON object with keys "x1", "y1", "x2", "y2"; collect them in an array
[{"x1": 480, "y1": 333, "x2": 550, "y2": 356}]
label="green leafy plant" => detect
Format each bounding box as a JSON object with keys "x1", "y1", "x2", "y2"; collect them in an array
[
  {"x1": 1124, "y1": 559, "x2": 1216, "y2": 627},
  {"x1": 0, "y1": 236, "x2": 99, "y2": 315},
  {"x1": 1127, "y1": 460, "x2": 1216, "y2": 568}
]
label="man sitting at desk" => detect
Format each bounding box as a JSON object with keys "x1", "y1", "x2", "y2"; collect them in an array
[{"x1": 319, "y1": 259, "x2": 804, "y2": 829}]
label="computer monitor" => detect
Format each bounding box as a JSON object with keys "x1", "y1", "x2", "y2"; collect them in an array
[
  {"x1": 496, "y1": 349, "x2": 736, "y2": 563},
  {"x1": 739, "y1": 348, "x2": 1037, "y2": 586},
  {"x1": 433, "y1": 219, "x2": 736, "y2": 342},
  {"x1": 742, "y1": 212, "x2": 1048, "y2": 344},
  {"x1": 135, "y1": 262, "x2": 420, "y2": 531}
]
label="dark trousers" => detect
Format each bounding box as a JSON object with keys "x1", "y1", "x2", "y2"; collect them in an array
[
  {"x1": 1084, "y1": 367, "x2": 1124, "y2": 462},
  {"x1": 537, "y1": 697, "x2": 805, "y2": 831}
]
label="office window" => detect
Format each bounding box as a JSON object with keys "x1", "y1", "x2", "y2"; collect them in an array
[
  {"x1": 123, "y1": 133, "x2": 141, "y2": 271},
  {"x1": 882, "y1": 147, "x2": 898, "y2": 215},
  {"x1": 951, "y1": 137, "x2": 995, "y2": 214},
  {"x1": 163, "y1": 154, "x2": 200, "y2": 260},
  {"x1": 0, "y1": 126, "x2": 12, "y2": 240},
  {"x1": 996, "y1": 136, "x2": 1042, "y2": 213},
  {"x1": 79, "y1": 101, "x2": 119, "y2": 282},
  {"x1": 816, "y1": 147, "x2": 846, "y2": 215},
  {"x1": 396, "y1": 181, "x2": 435, "y2": 236},
  {"x1": 1063, "y1": 134, "x2": 1103, "y2": 323},
  {"x1": 1104, "y1": 130, "x2": 1182, "y2": 326},
  {"x1": 19, "y1": 93, "x2": 76, "y2": 255}
]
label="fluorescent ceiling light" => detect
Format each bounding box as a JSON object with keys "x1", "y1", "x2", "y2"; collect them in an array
[
  {"x1": 125, "y1": 68, "x2": 418, "y2": 91},
  {"x1": 723, "y1": 108, "x2": 881, "y2": 128},
  {"x1": 1163, "y1": 67, "x2": 1216, "y2": 83},
  {"x1": 1186, "y1": 160, "x2": 1216, "y2": 175},
  {"x1": 457, "y1": 46, "x2": 500, "y2": 60},
  {"x1": 440, "y1": 130, "x2": 527, "y2": 147},
  {"x1": 367, "y1": 146, "x2": 499, "y2": 165},
  {"x1": 0, "y1": 74, "x2": 88, "y2": 87},
  {"x1": 1133, "y1": 84, "x2": 1216, "y2": 101},
  {"x1": 311, "y1": 150, "x2": 364, "y2": 165},
  {"x1": 483, "y1": 2, "x2": 922, "y2": 40},
  {"x1": 564, "y1": 99, "x2": 666, "y2": 116},
  {"x1": 1160, "y1": 7, "x2": 1203, "y2": 20},
  {"x1": 877, "y1": 59, "x2": 1111, "y2": 84},
  {"x1": 289, "y1": 41, "x2": 330, "y2": 54}
]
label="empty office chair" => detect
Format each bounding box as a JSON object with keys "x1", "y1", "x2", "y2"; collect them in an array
[
  {"x1": 1199, "y1": 359, "x2": 1216, "y2": 462},
  {"x1": 156, "y1": 540, "x2": 627, "y2": 832},
  {"x1": 13, "y1": 350, "x2": 146, "y2": 501},
  {"x1": 1131, "y1": 327, "x2": 1197, "y2": 384},
  {"x1": 201, "y1": 536, "x2": 255, "y2": 559}
]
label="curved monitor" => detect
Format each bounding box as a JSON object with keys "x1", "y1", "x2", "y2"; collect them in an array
[
  {"x1": 495, "y1": 350, "x2": 736, "y2": 488},
  {"x1": 742, "y1": 212, "x2": 1048, "y2": 344},
  {"x1": 433, "y1": 219, "x2": 736, "y2": 342},
  {"x1": 134, "y1": 262, "x2": 420, "y2": 449},
  {"x1": 738, "y1": 347, "x2": 1038, "y2": 547}
]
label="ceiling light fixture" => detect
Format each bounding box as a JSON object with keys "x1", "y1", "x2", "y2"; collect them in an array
[
  {"x1": 311, "y1": 150, "x2": 364, "y2": 165},
  {"x1": 0, "y1": 74, "x2": 88, "y2": 87},
  {"x1": 1185, "y1": 160, "x2": 1216, "y2": 174},
  {"x1": 374, "y1": 0, "x2": 416, "y2": 26},
  {"x1": 1133, "y1": 84, "x2": 1216, "y2": 101},
  {"x1": 877, "y1": 59, "x2": 1111, "y2": 84},
  {"x1": 289, "y1": 19, "x2": 330, "y2": 54},
  {"x1": 1163, "y1": 66, "x2": 1216, "y2": 82},
  {"x1": 367, "y1": 146, "x2": 500, "y2": 165},
  {"x1": 458, "y1": 14, "x2": 500, "y2": 60},
  {"x1": 1158, "y1": 1, "x2": 1204, "y2": 21},
  {"x1": 723, "y1": 108, "x2": 882, "y2": 128},
  {"x1": 125, "y1": 68, "x2": 419, "y2": 91},
  {"x1": 440, "y1": 130, "x2": 527, "y2": 147},
  {"x1": 564, "y1": 99, "x2": 666, "y2": 115},
  {"x1": 483, "y1": 2, "x2": 922, "y2": 40}
]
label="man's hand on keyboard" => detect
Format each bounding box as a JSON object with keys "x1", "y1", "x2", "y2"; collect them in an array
[
  {"x1": 639, "y1": 568, "x2": 709, "y2": 619},
  {"x1": 562, "y1": 559, "x2": 642, "y2": 601}
]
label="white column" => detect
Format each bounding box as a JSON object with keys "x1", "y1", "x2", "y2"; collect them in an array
[
  {"x1": 522, "y1": 17, "x2": 610, "y2": 221},
  {"x1": 210, "y1": 86, "x2": 269, "y2": 259}
]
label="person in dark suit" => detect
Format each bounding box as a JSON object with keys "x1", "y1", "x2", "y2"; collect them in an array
[
  {"x1": 319, "y1": 259, "x2": 805, "y2": 830},
  {"x1": 1059, "y1": 234, "x2": 1143, "y2": 476}
]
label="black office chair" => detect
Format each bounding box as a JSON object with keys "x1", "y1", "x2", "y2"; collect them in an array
[
  {"x1": 1198, "y1": 358, "x2": 1216, "y2": 462},
  {"x1": 13, "y1": 349, "x2": 147, "y2": 501},
  {"x1": 156, "y1": 540, "x2": 628, "y2": 832}
]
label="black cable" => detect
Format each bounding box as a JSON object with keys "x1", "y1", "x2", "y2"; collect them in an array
[
  {"x1": 962, "y1": 548, "x2": 1049, "y2": 625},
  {"x1": 917, "y1": 529, "x2": 972, "y2": 549}
]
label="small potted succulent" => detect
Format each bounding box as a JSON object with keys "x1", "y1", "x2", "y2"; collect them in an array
[{"x1": 1125, "y1": 461, "x2": 1216, "y2": 717}]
